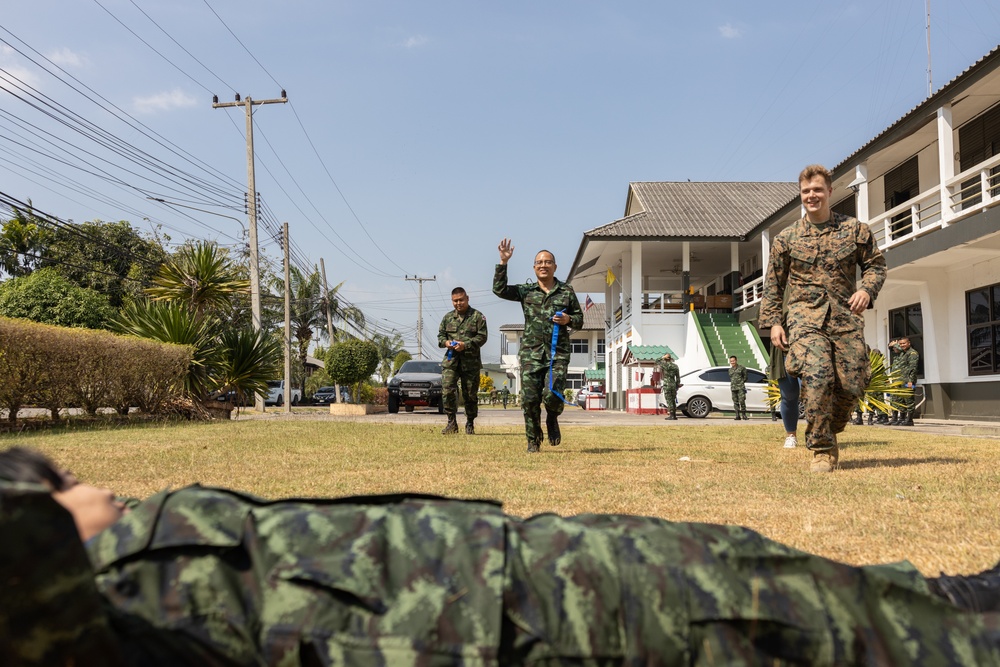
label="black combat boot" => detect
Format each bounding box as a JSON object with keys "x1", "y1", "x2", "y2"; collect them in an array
[
  {"x1": 668, "y1": 409, "x2": 677, "y2": 421},
  {"x1": 867, "y1": 411, "x2": 875, "y2": 426},
  {"x1": 877, "y1": 411, "x2": 889, "y2": 425},
  {"x1": 734, "y1": 412, "x2": 742, "y2": 421},
  {"x1": 888, "y1": 411, "x2": 901, "y2": 426},
  {"x1": 902, "y1": 411, "x2": 914, "y2": 426},
  {"x1": 526, "y1": 439, "x2": 540, "y2": 453},
  {"x1": 928, "y1": 560, "x2": 1000, "y2": 612},
  {"x1": 442, "y1": 416, "x2": 459, "y2": 435},
  {"x1": 465, "y1": 419, "x2": 475, "y2": 435},
  {"x1": 742, "y1": 411, "x2": 749, "y2": 420},
  {"x1": 850, "y1": 410, "x2": 862, "y2": 425},
  {"x1": 546, "y1": 412, "x2": 561, "y2": 446}
]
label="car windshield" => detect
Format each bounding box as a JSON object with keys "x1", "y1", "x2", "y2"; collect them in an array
[
  {"x1": 398, "y1": 361, "x2": 442, "y2": 374},
  {"x1": 267, "y1": 380, "x2": 282, "y2": 388},
  {"x1": 316, "y1": 387, "x2": 335, "y2": 393}
]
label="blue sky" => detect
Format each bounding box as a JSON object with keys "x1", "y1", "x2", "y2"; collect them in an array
[{"x1": 2, "y1": 1, "x2": 999, "y2": 362}]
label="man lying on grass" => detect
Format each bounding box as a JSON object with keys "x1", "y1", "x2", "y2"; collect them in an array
[{"x1": 2, "y1": 446, "x2": 999, "y2": 666}]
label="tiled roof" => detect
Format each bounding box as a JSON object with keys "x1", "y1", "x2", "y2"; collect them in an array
[
  {"x1": 623, "y1": 344, "x2": 677, "y2": 363},
  {"x1": 585, "y1": 368, "x2": 606, "y2": 380},
  {"x1": 587, "y1": 182, "x2": 799, "y2": 239}
]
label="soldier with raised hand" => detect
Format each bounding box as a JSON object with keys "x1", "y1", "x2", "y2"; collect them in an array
[
  {"x1": 889, "y1": 337, "x2": 920, "y2": 426},
  {"x1": 438, "y1": 287, "x2": 488, "y2": 435},
  {"x1": 494, "y1": 239, "x2": 583, "y2": 452},
  {"x1": 760, "y1": 164, "x2": 887, "y2": 473},
  {"x1": 728, "y1": 355, "x2": 748, "y2": 420},
  {"x1": 657, "y1": 352, "x2": 681, "y2": 420}
]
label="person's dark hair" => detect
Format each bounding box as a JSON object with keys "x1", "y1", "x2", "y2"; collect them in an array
[
  {"x1": 451, "y1": 287, "x2": 467, "y2": 296},
  {"x1": 0, "y1": 447, "x2": 67, "y2": 490},
  {"x1": 729, "y1": 355, "x2": 738, "y2": 362}
]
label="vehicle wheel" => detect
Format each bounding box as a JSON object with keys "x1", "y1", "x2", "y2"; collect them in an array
[
  {"x1": 405, "y1": 405, "x2": 415, "y2": 413},
  {"x1": 388, "y1": 395, "x2": 399, "y2": 413},
  {"x1": 798, "y1": 401, "x2": 806, "y2": 419},
  {"x1": 276, "y1": 395, "x2": 283, "y2": 407},
  {"x1": 681, "y1": 408, "x2": 691, "y2": 418},
  {"x1": 291, "y1": 395, "x2": 299, "y2": 406},
  {"x1": 686, "y1": 395, "x2": 711, "y2": 418}
]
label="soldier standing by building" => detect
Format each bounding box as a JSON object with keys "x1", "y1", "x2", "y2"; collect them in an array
[
  {"x1": 494, "y1": 239, "x2": 583, "y2": 453},
  {"x1": 657, "y1": 352, "x2": 681, "y2": 420},
  {"x1": 759, "y1": 164, "x2": 887, "y2": 473},
  {"x1": 889, "y1": 337, "x2": 920, "y2": 426},
  {"x1": 728, "y1": 355, "x2": 748, "y2": 420},
  {"x1": 438, "y1": 287, "x2": 488, "y2": 435}
]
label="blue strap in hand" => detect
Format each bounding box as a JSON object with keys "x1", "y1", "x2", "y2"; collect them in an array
[{"x1": 548, "y1": 311, "x2": 574, "y2": 406}]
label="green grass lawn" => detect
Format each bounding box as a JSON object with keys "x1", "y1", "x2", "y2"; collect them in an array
[{"x1": 5, "y1": 418, "x2": 999, "y2": 576}]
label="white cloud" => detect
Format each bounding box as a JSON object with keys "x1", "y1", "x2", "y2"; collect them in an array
[
  {"x1": 0, "y1": 64, "x2": 40, "y2": 89},
  {"x1": 402, "y1": 35, "x2": 429, "y2": 49},
  {"x1": 132, "y1": 88, "x2": 198, "y2": 114},
  {"x1": 47, "y1": 48, "x2": 86, "y2": 68},
  {"x1": 719, "y1": 23, "x2": 741, "y2": 39}
]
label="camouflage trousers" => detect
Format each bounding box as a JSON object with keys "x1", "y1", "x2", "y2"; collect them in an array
[
  {"x1": 786, "y1": 326, "x2": 870, "y2": 451},
  {"x1": 730, "y1": 388, "x2": 747, "y2": 413},
  {"x1": 899, "y1": 384, "x2": 917, "y2": 411},
  {"x1": 520, "y1": 360, "x2": 567, "y2": 444},
  {"x1": 661, "y1": 386, "x2": 678, "y2": 412},
  {"x1": 442, "y1": 363, "x2": 480, "y2": 420}
]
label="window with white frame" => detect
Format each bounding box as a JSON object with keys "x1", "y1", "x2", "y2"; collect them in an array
[{"x1": 571, "y1": 338, "x2": 589, "y2": 354}]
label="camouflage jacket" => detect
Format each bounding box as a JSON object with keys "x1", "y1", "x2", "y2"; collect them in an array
[
  {"x1": 891, "y1": 346, "x2": 920, "y2": 385},
  {"x1": 657, "y1": 359, "x2": 680, "y2": 389},
  {"x1": 437, "y1": 307, "x2": 488, "y2": 371},
  {"x1": 759, "y1": 213, "x2": 887, "y2": 335},
  {"x1": 493, "y1": 264, "x2": 583, "y2": 367},
  {"x1": 729, "y1": 364, "x2": 747, "y2": 390},
  {"x1": 4, "y1": 481, "x2": 1000, "y2": 666}
]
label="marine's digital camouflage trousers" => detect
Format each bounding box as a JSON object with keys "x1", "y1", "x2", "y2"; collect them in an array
[
  {"x1": 442, "y1": 364, "x2": 481, "y2": 419},
  {"x1": 786, "y1": 325, "x2": 870, "y2": 451},
  {"x1": 520, "y1": 360, "x2": 567, "y2": 443}
]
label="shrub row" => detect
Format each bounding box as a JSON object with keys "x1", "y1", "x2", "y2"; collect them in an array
[{"x1": 0, "y1": 317, "x2": 192, "y2": 422}]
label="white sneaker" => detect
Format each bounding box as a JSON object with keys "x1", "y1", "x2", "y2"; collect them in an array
[{"x1": 783, "y1": 435, "x2": 797, "y2": 449}]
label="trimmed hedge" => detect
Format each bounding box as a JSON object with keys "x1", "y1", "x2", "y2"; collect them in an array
[{"x1": 0, "y1": 317, "x2": 192, "y2": 422}]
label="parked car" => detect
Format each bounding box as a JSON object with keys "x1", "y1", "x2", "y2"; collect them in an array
[
  {"x1": 312, "y1": 386, "x2": 337, "y2": 405},
  {"x1": 265, "y1": 380, "x2": 301, "y2": 407},
  {"x1": 575, "y1": 388, "x2": 590, "y2": 408},
  {"x1": 387, "y1": 360, "x2": 444, "y2": 414},
  {"x1": 675, "y1": 366, "x2": 771, "y2": 418}
]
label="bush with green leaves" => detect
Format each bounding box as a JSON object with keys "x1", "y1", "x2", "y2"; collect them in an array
[
  {"x1": 0, "y1": 268, "x2": 117, "y2": 329},
  {"x1": 325, "y1": 340, "x2": 379, "y2": 402}
]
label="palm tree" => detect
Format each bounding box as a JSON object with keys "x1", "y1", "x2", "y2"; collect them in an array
[
  {"x1": 146, "y1": 241, "x2": 249, "y2": 317},
  {"x1": 372, "y1": 330, "x2": 406, "y2": 385}
]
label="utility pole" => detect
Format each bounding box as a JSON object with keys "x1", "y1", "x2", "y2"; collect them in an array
[
  {"x1": 282, "y1": 222, "x2": 292, "y2": 415},
  {"x1": 213, "y1": 91, "x2": 288, "y2": 411},
  {"x1": 925, "y1": 0, "x2": 933, "y2": 96},
  {"x1": 405, "y1": 275, "x2": 436, "y2": 359},
  {"x1": 319, "y1": 258, "x2": 341, "y2": 403}
]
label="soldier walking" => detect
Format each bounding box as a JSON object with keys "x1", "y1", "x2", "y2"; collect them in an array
[
  {"x1": 438, "y1": 287, "x2": 488, "y2": 435},
  {"x1": 657, "y1": 352, "x2": 681, "y2": 420},
  {"x1": 728, "y1": 355, "x2": 748, "y2": 420},
  {"x1": 889, "y1": 337, "x2": 920, "y2": 426},
  {"x1": 494, "y1": 239, "x2": 583, "y2": 453},
  {"x1": 759, "y1": 165, "x2": 887, "y2": 472}
]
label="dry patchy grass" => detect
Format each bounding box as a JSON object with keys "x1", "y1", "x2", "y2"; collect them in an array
[{"x1": 5, "y1": 419, "x2": 999, "y2": 576}]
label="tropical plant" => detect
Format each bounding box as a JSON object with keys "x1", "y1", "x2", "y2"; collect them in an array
[
  {"x1": 146, "y1": 241, "x2": 249, "y2": 317},
  {"x1": 372, "y1": 330, "x2": 406, "y2": 385},
  {"x1": 766, "y1": 349, "x2": 913, "y2": 413}
]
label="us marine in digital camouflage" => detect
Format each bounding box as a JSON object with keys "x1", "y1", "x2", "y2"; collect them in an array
[
  {"x1": 760, "y1": 164, "x2": 887, "y2": 473},
  {"x1": 493, "y1": 239, "x2": 583, "y2": 453},
  {"x1": 3, "y1": 446, "x2": 1000, "y2": 666}
]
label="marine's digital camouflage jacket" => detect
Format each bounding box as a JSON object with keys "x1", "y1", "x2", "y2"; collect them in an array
[{"x1": 3, "y1": 482, "x2": 1000, "y2": 666}]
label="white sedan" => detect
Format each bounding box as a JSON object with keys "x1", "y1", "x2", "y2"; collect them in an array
[{"x1": 675, "y1": 366, "x2": 771, "y2": 418}]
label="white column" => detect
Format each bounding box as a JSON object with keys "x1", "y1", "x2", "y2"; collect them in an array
[
  {"x1": 760, "y1": 228, "x2": 771, "y2": 275},
  {"x1": 631, "y1": 241, "x2": 643, "y2": 335},
  {"x1": 853, "y1": 164, "x2": 869, "y2": 223},
  {"x1": 622, "y1": 248, "x2": 632, "y2": 322},
  {"x1": 682, "y1": 241, "x2": 691, "y2": 272},
  {"x1": 937, "y1": 104, "x2": 956, "y2": 225}
]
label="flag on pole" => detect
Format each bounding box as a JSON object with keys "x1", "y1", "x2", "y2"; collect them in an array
[
  {"x1": 605, "y1": 268, "x2": 616, "y2": 286},
  {"x1": 585, "y1": 295, "x2": 595, "y2": 311}
]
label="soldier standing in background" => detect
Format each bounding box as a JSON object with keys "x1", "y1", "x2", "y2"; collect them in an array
[
  {"x1": 438, "y1": 287, "x2": 488, "y2": 435},
  {"x1": 657, "y1": 352, "x2": 681, "y2": 420},
  {"x1": 494, "y1": 239, "x2": 583, "y2": 453},
  {"x1": 728, "y1": 355, "x2": 748, "y2": 420},
  {"x1": 889, "y1": 337, "x2": 920, "y2": 426},
  {"x1": 759, "y1": 165, "x2": 887, "y2": 473}
]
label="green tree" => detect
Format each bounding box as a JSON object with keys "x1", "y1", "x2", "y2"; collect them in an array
[
  {"x1": 146, "y1": 241, "x2": 248, "y2": 317},
  {"x1": 392, "y1": 349, "x2": 412, "y2": 375},
  {"x1": 0, "y1": 268, "x2": 116, "y2": 329},
  {"x1": 0, "y1": 205, "x2": 51, "y2": 278},
  {"x1": 324, "y1": 339, "x2": 379, "y2": 403},
  {"x1": 372, "y1": 330, "x2": 406, "y2": 385}
]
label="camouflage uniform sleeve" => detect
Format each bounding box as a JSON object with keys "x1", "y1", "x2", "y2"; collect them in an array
[
  {"x1": 758, "y1": 233, "x2": 790, "y2": 329},
  {"x1": 493, "y1": 264, "x2": 522, "y2": 302},
  {"x1": 856, "y1": 222, "x2": 887, "y2": 302},
  {"x1": 565, "y1": 289, "x2": 584, "y2": 330},
  {"x1": 465, "y1": 309, "x2": 488, "y2": 353}
]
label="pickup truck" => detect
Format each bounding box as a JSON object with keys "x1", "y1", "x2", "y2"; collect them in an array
[{"x1": 265, "y1": 380, "x2": 301, "y2": 406}]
